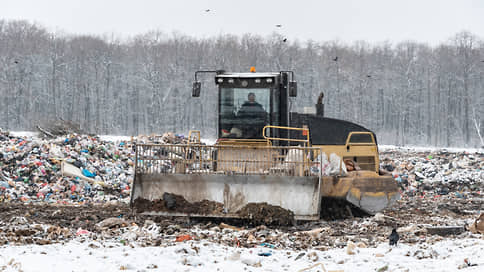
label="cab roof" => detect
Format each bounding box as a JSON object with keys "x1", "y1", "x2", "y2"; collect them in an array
[{"x1": 216, "y1": 72, "x2": 279, "y2": 78}]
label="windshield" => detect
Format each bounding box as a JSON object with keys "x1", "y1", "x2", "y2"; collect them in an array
[{"x1": 220, "y1": 88, "x2": 270, "y2": 139}]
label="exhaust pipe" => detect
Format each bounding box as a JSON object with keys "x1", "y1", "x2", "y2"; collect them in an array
[{"x1": 315, "y1": 92, "x2": 324, "y2": 117}]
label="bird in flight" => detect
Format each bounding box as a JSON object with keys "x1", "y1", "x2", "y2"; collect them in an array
[
  {"x1": 282, "y1": 38, "x2": 287, "y2": 43},
  {"x1": 389, "y1": 228, "x2": 399, "y2": 246},
  {"x1": 205, "y1": 9, "x2": 211, "y2": 12},
  {"x1": 333, "y1": 56, "x2": 338, "y2": 61},
  {"x1": 275, "y1": 24, "x2": 282, "y2": 27}
]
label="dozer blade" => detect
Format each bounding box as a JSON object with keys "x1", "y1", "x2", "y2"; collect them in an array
[
  {"x1": 131, "y1": 144, "x2": 324, "y2": 221},
  {"x1": 345, "y1": 175, "x2": 400, "y2": 214},
  {"x1": 321, "y1": 171, "x2": 400, "y2": 214},
  {"x1": 131, "y1": 173, "x2": 321, "y2": 220}
]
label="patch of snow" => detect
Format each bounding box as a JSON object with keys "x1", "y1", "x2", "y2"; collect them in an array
[
  {"x1": 379, "y1": 145, "x2": 483, "y2": 154},
  {"x1": 1, "y1": 238, "x2": 483, "y2": 272},
  {"x1": 98, "y1": 135, "x2": 133, "y2": 143},
  {"x1": 201, "y1": 138, "x2": 218, "y2": 145},
  {"x1": 8, "y1": 131, "x2": 37, "y2": 138}
]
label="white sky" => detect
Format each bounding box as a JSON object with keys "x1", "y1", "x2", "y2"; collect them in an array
[{"x1": 1, "y1": 0, "x2": 483, "y2": 44}]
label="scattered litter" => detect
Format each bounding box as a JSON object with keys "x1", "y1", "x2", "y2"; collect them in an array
[
  {"x1": 175, "y1": 235, "x2": 193, "y2": 242},
  {"x1": 426, "y1": 226, "x2": 465, "y2": 236},
  {"x1": 258, "y1": 251, "x2": 272, "y2": 257},
  {"x1": 76, "y1": 229, "x2": 89, "y2": 236}
]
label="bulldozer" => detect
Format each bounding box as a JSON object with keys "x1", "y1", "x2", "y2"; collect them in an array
[{"x1": 130, "y1": 69, "x2": 399, "y2": 222}]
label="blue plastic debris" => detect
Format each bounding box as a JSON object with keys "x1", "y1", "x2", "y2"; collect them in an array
[
  {"x1": 258, "y1": 251, "x2": 272, "y2": 257},
  {"x1": 82, "y1": 169, "x2": 96, "y2": 178},
  {"x1": 260, "y1": 243, "x2": 275, "y2": 248}
]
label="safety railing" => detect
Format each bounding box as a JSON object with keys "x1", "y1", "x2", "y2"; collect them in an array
[
  {"x1": 262, "y1": 125, "x2": 310, "y2": 147},
  {"x1": 188, "y1": 130, "x2": 201, "y2": 144},
  {"x1": 135, "y1": 144, "x2": 323, "y2": 177}
]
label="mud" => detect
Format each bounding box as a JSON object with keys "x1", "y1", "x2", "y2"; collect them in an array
[
  {"x1": 133, "y1": 194, "x2": 224, "y2": 215},
  {"x1": 134, "y1": 195, "x2": 294, "y2": 225},
  {"x1": 236, "y1": 202, "x2": 295, "y2": 226},
  {"x1": 133, "y1": 196, "x2": 295, "y2": 226}
]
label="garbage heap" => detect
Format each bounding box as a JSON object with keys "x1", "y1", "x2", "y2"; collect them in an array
[
  {"x1": 0, "y1": 130, "x2": 135, "y2": 203},
  {"x1": 380, "y1": 147, "x2": 484, "y2": 198},
  {"x1": 0, "y1": 130, "x2": 192, "y2": 204}
]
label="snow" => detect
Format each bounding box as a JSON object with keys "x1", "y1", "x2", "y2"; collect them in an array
[
  {"x1": 8, "y1": 131, "x2": 37, "y2": 138},
  {"x1": 98, "y1": 135, "x2": 132, "y2": 143},
  {"x1": 379, "y1": 145, "x2": 484, "y2": 154},
  {"x1": 1, "y1": 238, "x2": 483, "y2": 271},
  {"x1": 201, "y1": 138, "x2": 217, "y2": 145}
]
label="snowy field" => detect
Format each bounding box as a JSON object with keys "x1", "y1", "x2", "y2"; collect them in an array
[{"x1": 1, "y1": 238, "x2": 483, "y2": 272}]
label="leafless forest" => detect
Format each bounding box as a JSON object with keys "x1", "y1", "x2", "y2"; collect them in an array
[{"x1": 1, "y1": 20, "x2": 483, "y2": 147}]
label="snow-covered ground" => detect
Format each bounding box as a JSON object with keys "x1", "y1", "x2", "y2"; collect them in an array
[
  {"x1": 1, "y1": 238, "x2": 483, "y2": 272},
  {"x1": 379, "y1": 144, "x2": 484, "y2": 154}
]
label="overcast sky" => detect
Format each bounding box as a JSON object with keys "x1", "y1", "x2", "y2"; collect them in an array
[{"x1": 1, "y1": 0, "x2": 483, "y2": 45}]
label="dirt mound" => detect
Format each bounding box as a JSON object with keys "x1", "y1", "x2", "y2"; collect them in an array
[
  {"x1": 237, "y1": 202, "x2": 294, "y2": 226},
  {"x1": 134, "y1": 197, "x2": 294, "y2": 225},
  {"x1": 133, "y1": 194, "x2": 224, "y2": 215}
]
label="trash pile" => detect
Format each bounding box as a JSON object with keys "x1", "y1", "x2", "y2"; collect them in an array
[
  {"x1": 0, "y1": 129, "x2": 198, "y2": 204},
  {"x1": 136, "y1": 132, "x2": 191, "y2": 145},
  {"x1": 380, "y1": 147, "x2": 484, "y2": 198},
  {"x1": 0, "y1": 129, "x2": 135, "y2": 203}
]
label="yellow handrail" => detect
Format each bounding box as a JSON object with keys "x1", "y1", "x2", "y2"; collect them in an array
[
  {"x1": 262, "y1": 125, "x2": 310, "y2": 146},
  {"x1": 188, "y1": 130, "x2": 201, "y2": 144}
]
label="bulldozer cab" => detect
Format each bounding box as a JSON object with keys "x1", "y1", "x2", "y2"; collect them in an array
[
  {"x1": 217, "y1": 73, "x2": 279, "y2": 140},
  {"x1": 194, "y1": 70, "x2": 297, "y2": 142}
]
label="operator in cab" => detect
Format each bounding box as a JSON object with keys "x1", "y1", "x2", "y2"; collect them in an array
[{"x1": 236, "y1": 92, "x2": 268, "y2": 138}]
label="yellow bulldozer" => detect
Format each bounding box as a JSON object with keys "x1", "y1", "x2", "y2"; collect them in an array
[{"x1": 130, "y1": 69, "x2": 399, "y2": 222}]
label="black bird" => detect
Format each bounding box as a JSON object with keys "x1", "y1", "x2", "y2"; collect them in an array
[
  {"x1": 333, "y1": 56, "x2": 338, "y2": 61},
  {"x1": 275, "y1": 24, "x2": 282, "y2": 27},
  {"x1": 389, "y1": 228, "x2": 399, "y2": 246},
  {"x1": 14, "y1": 60, "x2": 19, "y2": 64},
  {"x1": 205, "y1": 9, "x2": 210, "y2": 12},
  {"x1": 282, "y1": 38, "x2": 287, "y2": 43}
]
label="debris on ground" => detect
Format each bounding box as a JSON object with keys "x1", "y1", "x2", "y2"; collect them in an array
[
  {"x1": 379, "y1": 146, "x2": 484, "y2": 198},
  {"x1": 426, "y1": 226, "x2": 466, "y2": 236},
  {"x1": 236, "y1": 202, "x2": 295, "y2": 226}
]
